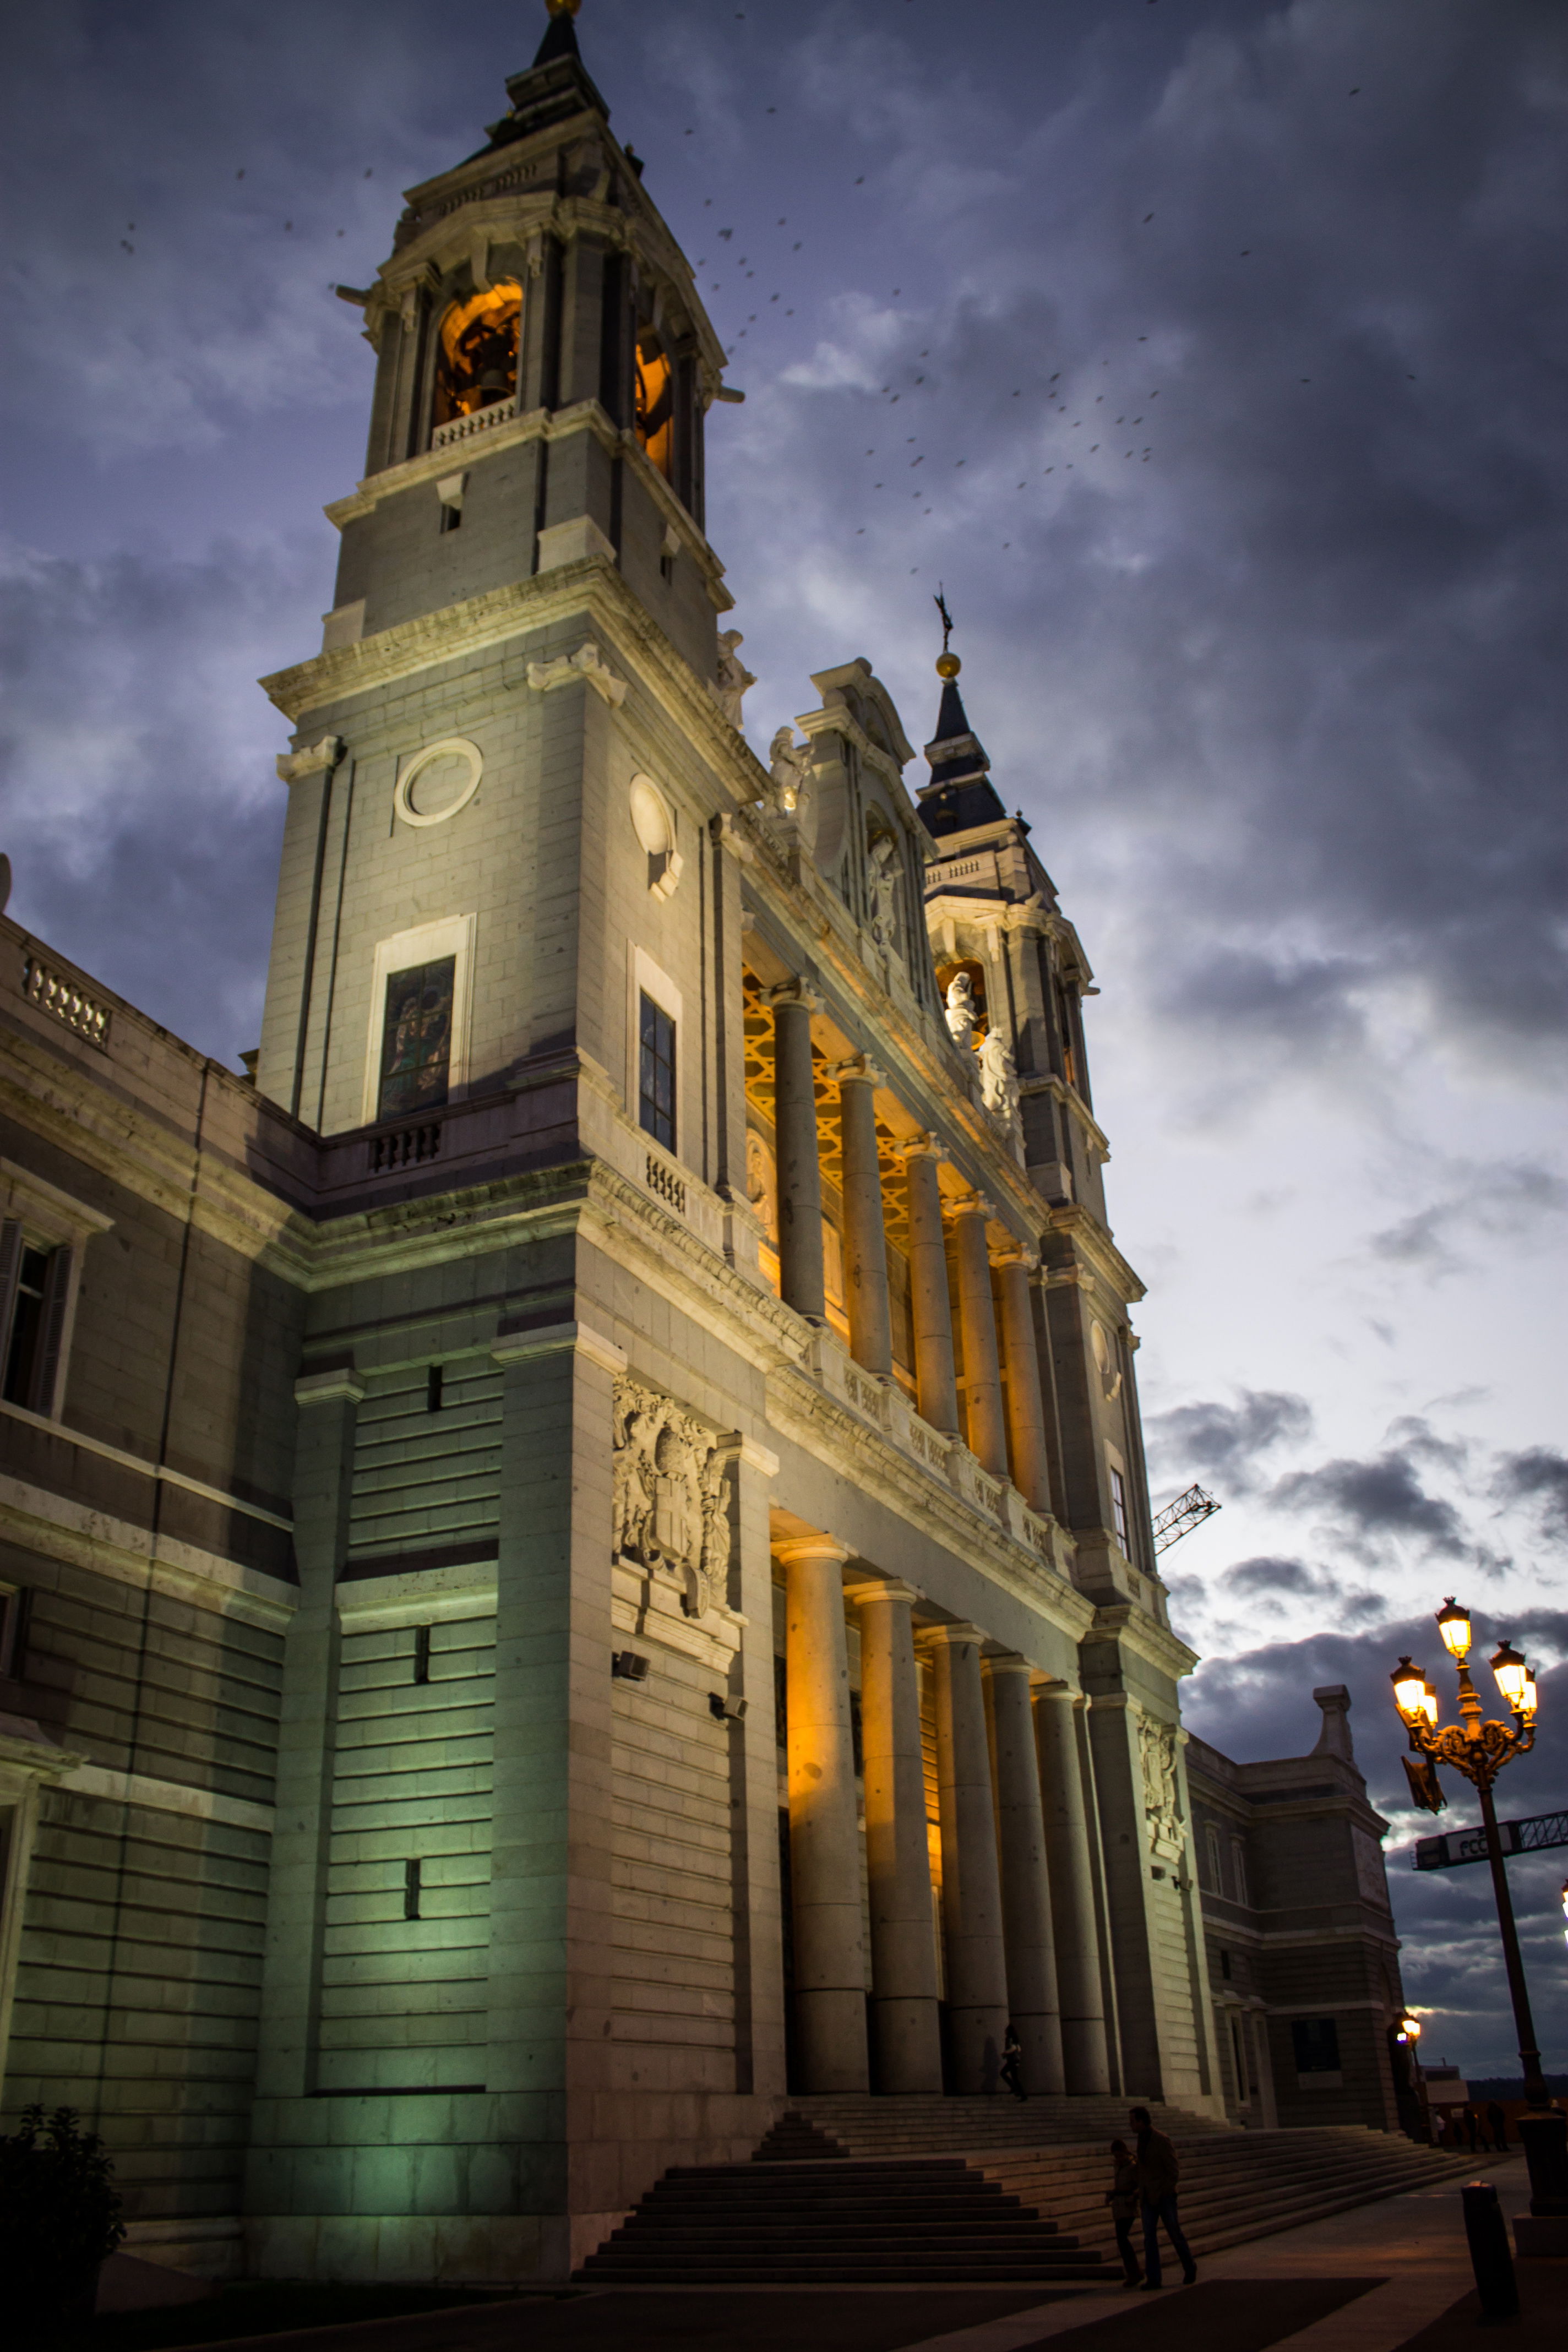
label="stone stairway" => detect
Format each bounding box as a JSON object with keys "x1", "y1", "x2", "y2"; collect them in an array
[{"x1": 576, "y1": 2100, "x2": 1490, "y2": 2284}]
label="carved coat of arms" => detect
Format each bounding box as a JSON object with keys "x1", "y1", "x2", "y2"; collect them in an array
[
  {"x1": 612, "y1": 1377, "x2": 730, "y2": 1619},
  {"x1": 1139, "y1": 1716, "x2": 1186, "y2": 1858}
]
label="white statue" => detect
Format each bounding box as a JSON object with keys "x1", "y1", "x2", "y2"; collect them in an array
[
  {"x1": 944, "y1": 969, "x2": 978, "y2": 1050},
  {"x1": 767, "y1": 726, "x2": 812, "y2": 819},
  {"x1": 865, "y1": 831, "x2": 901, "y2": 953},
  {"x1": 979, "y1": 1026, "x2": 1021, "y2": 1126},
  {"x1": 711, "y1": 630, "x2": 756, "y2": 728}
]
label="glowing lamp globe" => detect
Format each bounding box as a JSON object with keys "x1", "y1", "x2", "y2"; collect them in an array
[
  {"x1": 1419, "y1": 1681, "x2": 1440, "y2": 1728},
  {"x1": 1489, "y1": 1640, "x2": 1529, "y2": 1714},
  {"x1": 1391, "y1": 1658, "x2": 1428, "y2": 1720},
  {"x1": 1435, "y1": 1598, "x2": 1472, "y2": 1661},
  {"x1": 1521, "y1": 1664, "x2": 1539, "y2": 1720}
]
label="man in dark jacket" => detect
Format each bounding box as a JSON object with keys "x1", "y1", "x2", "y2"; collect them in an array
[
  {"x1": 1106, "y1": 2138, "x2": 1142, "y2": 2286},
  {"x1": 1485, "y1": 2100, "x2": 1509, "y2": 2152},
  {"x1": 1129, "y1": 2106, "x2": 1197, "y2": 2289}
]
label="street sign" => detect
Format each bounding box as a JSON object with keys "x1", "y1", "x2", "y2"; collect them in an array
[{"x1": 1412, "y1": 1810, "x2": 1568, "y2": 1871}]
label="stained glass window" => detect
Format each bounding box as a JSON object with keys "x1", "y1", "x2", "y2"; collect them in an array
[
  {"x1": 378, "y1": 957, "x2": 455, "y2": 1120},
  {"x1": 639, "y1": 992, "x2": 676, "y2": 1152}
]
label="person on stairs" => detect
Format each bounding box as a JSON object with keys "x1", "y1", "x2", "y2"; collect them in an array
[
  {"x1": 1129, "y1": 2106, "x2": 1197, "y2": 2290},
  {"x1": 1106, "y1": 2139, "x2": 1142, "y2": 2286},
  {"x1": 1000, "y1": 2022, "x2": 1027, "y2": 2102}
]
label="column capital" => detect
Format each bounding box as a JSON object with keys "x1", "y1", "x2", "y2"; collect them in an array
[
  {"x1": 773, "y1": 1534, "x2": 853, "y2": 1571},
  {"x1": 992, "y1": 1238, "x2": 1040, "y2": 1273},
  {"x1": 946, "y1": 1190, "x2": 994, "y2": 1223},
  {"x1": 823, "y1": 1053, "x2": 885, "y2": 1087},
  {"x1": 918, "y1": 1620, "x2": 988, "y2": 1649},
  {"x1": 1029, "y1": 1671, "x2": 1077, "y2": 1698},
  {"x1": 845, "y1": 1575, "x2": 922, "y2": 1609},
  {"x1": 894, "y1": 1130, "x2": 939, "y2": 1161},
  {"x1": 983, "y1": 1651, "x2": 1036, "y2": 1680},
  {"x1": 765, "y1": 979, "x2": 824, "y2": 1015},
  {"x1": 716, "y1": 1431, "x2": 781, "y2": 1478}
]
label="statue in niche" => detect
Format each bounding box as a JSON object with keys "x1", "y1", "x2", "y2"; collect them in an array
[
  {"x1": 865, "y1": 829, "x2": 901, "y2": 955},
  {"x1": 1139, "y1": 1717, "x2": 1185, "y2": 1855},
  {"x1": 944, "y1": 969, "x2": 979, "y2": 1052},
  {"x1": 711, "y1": 630, "x2": 756, "y2": 728},
  {"x1": 767, "y1": 726, "x2": 813, "y2": 820},
  {"x1": 745, "y1": 1129, "x2": 778, "y2": 1246},
  {"x1": 612, "y1": 1376, "x2": 730, "y2": 1618},
  {"x1": 979, "y1": 1025, "x2": 1021, "y2": 1128}
]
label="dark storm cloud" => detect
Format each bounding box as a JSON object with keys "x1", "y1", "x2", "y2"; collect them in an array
[
  {"x1": 1494, "y1": 1450, "x2": 1568, "y2": 1549},
  {"x1": 1370, "y1": 1161, "x2": 1568, "y2": 1273},
  {"x1": 1144, "y1": 1387, "x2": 1312, "y2": 1495},
  {"x1": 1217, "y1": 1556, "x2": 1381, "y2": 1622},
  {"x1": 1269, "y1": 1446, "x2": 1472, "y2": 1560}
]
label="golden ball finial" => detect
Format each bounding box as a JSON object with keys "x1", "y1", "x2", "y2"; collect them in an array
[
  {"x1": 936, "y1": 652, "x2": 962, "y2": 680},
  {"x1": 546, "y1": 0, "x2": 581, "y2": 17}
]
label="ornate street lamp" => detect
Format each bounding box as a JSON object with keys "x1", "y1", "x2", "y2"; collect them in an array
[{"x1": 1392, "y1": 1602, "x2": 1567, "y2": 2223}]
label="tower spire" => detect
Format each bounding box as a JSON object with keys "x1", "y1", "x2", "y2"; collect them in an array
[
  {"x1": 534, "y1": 0, "x2": 584, "y2": 67},
  {"x1": 915, "y1": 594, "x2": 1009, "y2": 837}
]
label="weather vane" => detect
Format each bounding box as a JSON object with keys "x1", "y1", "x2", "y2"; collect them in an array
[{"x1": 934, "y1": 586, "x2": 961, "y2": 678}]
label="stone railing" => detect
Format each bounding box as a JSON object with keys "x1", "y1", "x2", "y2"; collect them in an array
[
  {"x1": 22, "y1": 955, "x2": 111, "y2": 1049},
  {"x1": 809, "y1": 1324, "x2": 1070, "y2": 1581},
  {"x1": 431, "y1": 400, "x2": 519, "y2": 452}
]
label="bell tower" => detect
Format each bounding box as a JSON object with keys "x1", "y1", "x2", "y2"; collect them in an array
[{"x1": 254, "y1": 0, "x2": 738, "y2": 1150}]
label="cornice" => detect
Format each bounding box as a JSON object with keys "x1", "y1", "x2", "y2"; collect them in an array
[
  {"x1": 260, "y1": 557, "x2": 768, "y2": 815},
  {"x1": 1085, "y1": 1599, "x2": 1200, "y2": 1683},
  {"x1": 765, "y1": 1362, "x2": 1097, "y2": 1651},
  {"x1": 1043, "y1": 1203, "x2": 1147, "y2": 1309},
  {"x1": 0, "y1": 1473, "x2": 297, "y2": 1633}
]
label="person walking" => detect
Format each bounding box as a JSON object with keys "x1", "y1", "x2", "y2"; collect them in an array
[
  {"x1": 1105, "y1": 2138, "x2": 1142, "y2": 2286},
  {"x1": 1486, "y1": 2100, "x2": 1509, "y2": 2153},
  {"x1": 1129, "y1": 2105, "x2": 1197, "y2": 2290},
  {"x1": 1000, "y1": 2021, "x2": 1027, "y2": 2102},
  {"x1": 1463, "y1": 2106, "x2": 1480, "y2": 2155}
]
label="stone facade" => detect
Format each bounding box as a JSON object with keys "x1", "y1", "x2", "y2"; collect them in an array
[
  {"x1": 1188, "y1": 1685, "x2": 1414, "y2": 2135},
  {"x1": 0, "y1": 12, "x2": 1237, "y2": 2288}
]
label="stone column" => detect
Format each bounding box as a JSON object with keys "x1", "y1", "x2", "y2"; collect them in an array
[
  {"x1": 901, "y1": 1137, "x2": 959, "y2": 1434},
  {"x1": 994, "y1": 1246, "x2": 1052, "y2": 1512},
  {"x1": 1032, "y1": 1676, "x2": 1112, "y2": 2093},
  {"x1": 951, "y1": 1196, "x2": 1008, "y2": 1478},
  {"x1": 770, "y1": 985, "x2": 825, "y2": 1320},
  {"x1": 719, "y1": 1433, "x2": 787, "y2": 2098},
  {"x1": 987, "y1": 1656, "x2": 1066, "y2": 2094},
  {"x1": 848, "y1": 1577, "x2": 942, "y2": 2093},
  {"x1": 924, "y1": 1625, "x2": 1009, "y2": 2093},
  {"x1": 835, "y1": 1057, "x2": 892, "y2": 1378},
  {"x1": 778, "y1": 1536, "x2": 868, "y2": 2092}
]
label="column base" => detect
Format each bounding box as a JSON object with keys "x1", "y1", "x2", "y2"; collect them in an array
[
  {"x1": 795, "y1": 1989, "x2": 870, "y2": 2093},
  {"x1": 1061, "y1": 2017, "x2": 1112, "y2": 2095},
  {"x1": 944, "y1": 2003, "x2": 1008, "y2": 2097},
  {"x1": 871, "y1": 1997, "x2": 944, "y2": 2095}
]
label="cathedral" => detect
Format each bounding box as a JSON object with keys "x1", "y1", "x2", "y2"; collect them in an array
[{"x1": 0, "y1": 2, "x2": 1412, "y2": 2287}]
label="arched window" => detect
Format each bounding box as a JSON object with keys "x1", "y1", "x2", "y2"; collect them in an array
[
  {"x1": 433, "y1": 282, "x2": 522, "y2": 429},
  {"x1": 634, "y1": 330, "x2": 674, "y2": 477}
]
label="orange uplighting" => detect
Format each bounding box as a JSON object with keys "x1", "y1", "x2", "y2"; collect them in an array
[
  {"x1": 433, "y1": 282, "x2": 521, "y2": 427},
  {"x1": 635, "y1": 335, "x2": 674, "y2": 478}
]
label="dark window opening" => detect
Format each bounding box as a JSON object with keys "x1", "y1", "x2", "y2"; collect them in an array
[
  {"x1": 660, "y1": 548, "x2": 676, "y2": 584},
  {"x1": 413, "y1": 1625, "x2": 432, "y2": 1686},
  {"x1": 0, "y1": 1587, "x2": 30, "y2": 1681},
  {"x1": 1109, "y1": 1466, "x2": 1130, "y2": 1551},
  {"x1": 1291, "y1": 2016, "x2": 1341, "y2": 2075},
  {"x1": 427, "y1": 1364, "x2": 444, "y2": 1413},
  {"x1": 1220, "y1": 1949, "x2": 1232, "y2": 1980},
  {"x1": 432, "y1": 283, "x2": 521, "y2": 428},
  {"x1": 404, "y1": 1858, "x2": 422, "y2": 1921},
  {"x1": 378, "y1": 957, "x2": 455, "y2": 1122},
  {"x1": 439, "y1": 503, "x2": 462, "y2": 533},
  {"x1": 3, "y1": 1246, "x2": 51, "y2": 1408},
  {"x1": 639, "y1": 992, "x2": 676, "y2": 1152}
]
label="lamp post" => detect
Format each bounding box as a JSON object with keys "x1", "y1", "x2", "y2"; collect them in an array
[{"x1": 1391, "y1": 1600, "x2": 1567, "y2": 2222}]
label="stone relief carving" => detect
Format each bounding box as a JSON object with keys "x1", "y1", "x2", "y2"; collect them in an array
[
  {"x1": 767, "y1": 726, "x2": 813, "y2": 820},
  {"x1": 526, "y1": 641, "x2": 627, "y2": 706},
  {"x1": 1139, "y1": 1716, "x2": 1185, "y2": 1856},
  {"x1": 1090, "y1": 1317, "x2": 1124, "y2": 1401},
  {"x1": 944, "y1": 969, "x2": 979, "y2": 1051},
  {"x1": 711, "y1": 629, "x2": 756, "y2": 728},
  {"x1": 978, "y1": 1026, "x2": 1021, "y2": 1128},
  {"x1": 865, "y1": 829, "x2": 902, "y2": 956},
  {"x1": 744, "y1": 1129, "x2": 779, "y2": 1247},
  {"x1": 612, "y1": 1377, "x2": 731, "y2": 1620}
]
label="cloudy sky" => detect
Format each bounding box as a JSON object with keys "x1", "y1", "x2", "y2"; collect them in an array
[{"x1": 3, "y1": 0, "x2": 1564, "y2": 2076}]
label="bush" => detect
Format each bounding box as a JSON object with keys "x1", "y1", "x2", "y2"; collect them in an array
[{"x1": 0, "y1": 2104, "x2": 125, "y2": 2328}]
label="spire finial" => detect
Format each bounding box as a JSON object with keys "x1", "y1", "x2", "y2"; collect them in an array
[
  {"x1": 933, "y1": 585, "x2": 960, "y2": 679},
  {"x1": 546, "y1": 0, "x2": 581, "y2": 15}
]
